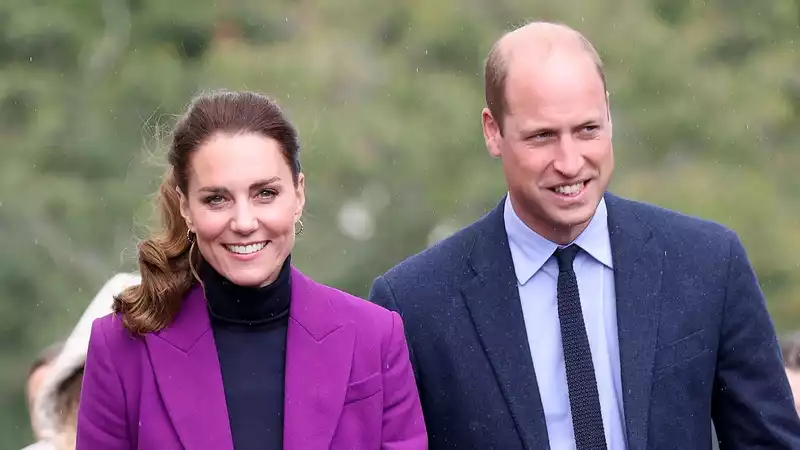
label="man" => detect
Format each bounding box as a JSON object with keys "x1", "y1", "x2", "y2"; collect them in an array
[{"x1": 369, "y1": 21, "x2": 800, "y2": 449}]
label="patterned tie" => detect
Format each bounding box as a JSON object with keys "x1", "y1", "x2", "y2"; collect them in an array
[{"x1": 554, "y1": 245, "x2": 607, "y2": 450}]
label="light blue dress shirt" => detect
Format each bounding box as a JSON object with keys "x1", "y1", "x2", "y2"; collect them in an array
[{"x1": 504, "y1": 195, "x2": 627, "y2": 450}]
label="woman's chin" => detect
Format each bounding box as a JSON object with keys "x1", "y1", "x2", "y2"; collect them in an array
[{"x1": 218, "y1": 267, "x2": 271, "y2": 288}]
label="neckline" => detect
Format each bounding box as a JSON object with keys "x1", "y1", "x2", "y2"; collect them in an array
[{"x1": 200, "y1": 256, "x2": 292, "y2": 326}]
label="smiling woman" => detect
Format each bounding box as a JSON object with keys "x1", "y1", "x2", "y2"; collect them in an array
[
  {"x1": 179, "y1": 132, "x2": 304, "y2": 288},
  {"x1": 75, "y1": 90, "x2": 427, "y2": 450}
]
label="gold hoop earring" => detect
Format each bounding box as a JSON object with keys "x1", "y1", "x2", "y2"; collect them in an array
[{"x1": 295, "y1": 219, "x2": 304, "y2": 236}]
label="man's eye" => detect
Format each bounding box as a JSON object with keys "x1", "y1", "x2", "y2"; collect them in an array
[
  {"x1": 529, "y1": 131, "x2": 554, "y2": 142},
  {"x1": 579, "y1": 125, "x2": 600, "y2": 136}
]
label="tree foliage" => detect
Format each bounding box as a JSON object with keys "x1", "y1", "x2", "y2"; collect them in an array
[{"x1": 1, "y1": 0, "x2": 798, "y2": 445}]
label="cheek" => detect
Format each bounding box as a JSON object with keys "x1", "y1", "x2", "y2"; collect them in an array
[
  {"x1": 257, "y1": 209, "x2": 296, "y2": 237},
  {"x1": 507, "y1": 146, "x2": 550, "y2": 179},
  {"x1": 191, "y1": 210, "x2": 230, "y2": 240},
  {"x1": 585, "y1": 140, "x2": 613, "y2": 166}
]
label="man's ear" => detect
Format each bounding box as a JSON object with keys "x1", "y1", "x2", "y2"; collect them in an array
[{"x1": 482, "y1": 108, "x2": 503, "y2": 158}]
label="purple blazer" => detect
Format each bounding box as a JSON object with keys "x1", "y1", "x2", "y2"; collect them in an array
[{"x1": 76, "y1": 267, "x2": 427, "y2": 449}]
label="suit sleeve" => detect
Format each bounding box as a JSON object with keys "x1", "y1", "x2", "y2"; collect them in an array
[
  {"x1": 712, "y1": 230, "x2": 800, "y2": 449},
  {"x1": 76, "y1": 318, "x2": 130, "y2": 450},
  {"x1": 379, "y1": 310, "x2": 428, "y2": 449}
]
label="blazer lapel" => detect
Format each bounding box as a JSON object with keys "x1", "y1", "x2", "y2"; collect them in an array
[
  {"x1": 461, "y1": 200, "x2": 551, "y2": 450},
  {"x1": 606, "y1": 193, "x2": 663, "y2": 450},
  {"x1": 283, "y1": 268, "x2": 356, "y2": 450},
  {"x1": 145, "y1": 285, "x2": 233, "y2": 450}
]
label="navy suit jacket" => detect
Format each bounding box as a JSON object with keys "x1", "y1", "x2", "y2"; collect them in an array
[{"x1": 369, "y1": 193, "x2": 800, "y2": 450}]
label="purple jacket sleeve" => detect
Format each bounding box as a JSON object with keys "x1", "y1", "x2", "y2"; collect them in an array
[
  {"x1": 76, "y1": 317, "x2": 130, "y2": 450},
  {"x1": 381, "y1": 311, "x2": 428, "y2": 449}
]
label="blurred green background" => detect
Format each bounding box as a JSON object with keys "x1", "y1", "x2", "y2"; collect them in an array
[{"x1": 1, "y1": 0, "x2": 799, "y2": 446}]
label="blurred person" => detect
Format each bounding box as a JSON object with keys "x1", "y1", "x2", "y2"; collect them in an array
[
  {"x1": 76, "y1": 90, "x2": 426, "y2": 450},
  {"x1": 780, "y1": 332, "x2": 800, "y2": 414},
  {"x1": 369, "y1": 21, "x2": 800, "y2": 449},
  {"x1": 25, "y1": 341, "x2": 63, "y2": 443},
  {"x1": 23, "y1": 273, "x2": 140, "y2": 450}
]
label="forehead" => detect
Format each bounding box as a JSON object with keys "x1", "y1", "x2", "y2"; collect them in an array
[
  {"x1": 504, "y1": 51, "x2": 607, "y2": 125},
  {"x1": 187, "y1": 132, "x2": 290, "y2": 189}
]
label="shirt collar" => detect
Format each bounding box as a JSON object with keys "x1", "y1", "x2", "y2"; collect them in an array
[{"x1": 504, "y1": 195, "x2": 613, "y2": 285}]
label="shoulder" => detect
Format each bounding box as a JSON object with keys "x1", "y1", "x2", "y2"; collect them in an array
[
  {"x1": 380, "y1": 210, "x2": 490, "y2": 286},
  {"x1": 302, "y1": 276, "x2": 402, "y2": 353},
  {"x1": 89, "y1": 312, "x2": 145, "y2": 362},
  {"x1": 609, "y1": 194, "x2": 739, "y2": 254},
  {"x1": 305, "y1": 279, "x2": 410, "y2": 375},
  {"x1": 319, "y1": 281, "x2": 398, "y2": 332}
]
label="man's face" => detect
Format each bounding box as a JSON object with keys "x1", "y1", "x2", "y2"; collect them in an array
[{"x1": 483, "y1": 50, "x2": 614, "y2": 244}]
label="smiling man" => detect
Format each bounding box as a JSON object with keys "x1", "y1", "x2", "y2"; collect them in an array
[{"x1": 369, "y1": 21, "x2": 800, "y2": 450}]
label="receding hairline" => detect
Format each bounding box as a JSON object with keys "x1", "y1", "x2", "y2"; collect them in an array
[{"x1": 484, "y1": 21, "x2": 607, "y2": 129}]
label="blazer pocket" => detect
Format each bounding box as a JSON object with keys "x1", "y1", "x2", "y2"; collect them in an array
[
  {"x1": 653, "y1": 329, "x2": 708, "y2": 373},
  {"x1": 344, "y1": 372, "x2": 382, "y2": 404}
]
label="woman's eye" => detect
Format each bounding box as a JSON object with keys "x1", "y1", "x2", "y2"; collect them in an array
[
  {"x1": 205, "y1": 195, "x2": 224, "y2": 206},
  {"x1": 258, "y1": 189, "x2": 277, "y2": 199}
]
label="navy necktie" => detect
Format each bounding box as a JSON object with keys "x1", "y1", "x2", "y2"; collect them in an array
[{"x1": 554, "y1": 245, "x2": 607, "y2": 450}]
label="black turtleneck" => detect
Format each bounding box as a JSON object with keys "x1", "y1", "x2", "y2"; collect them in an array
[{"x1": 201, "y1": 256, "x2": 291, "y2": 450}]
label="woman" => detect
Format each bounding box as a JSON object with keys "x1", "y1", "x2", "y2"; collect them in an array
[
  {"x1": 24, "y1": 273, "x2": 140, "y2": 450},
  {"x1": 76, "y1": 90, "x2": 427, "y2": 450}
]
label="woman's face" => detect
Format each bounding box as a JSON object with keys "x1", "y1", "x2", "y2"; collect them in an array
[{"x1": 179, "y1": 132, "x2": 304, "y2": 287}]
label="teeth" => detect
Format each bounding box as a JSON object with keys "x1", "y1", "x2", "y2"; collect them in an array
[
  {"x1": 554, "y1": 182, "x2": 584, "y2": 195},
  {"x1": 225, "y1": 242, "x2": 267, "y2": 255}
]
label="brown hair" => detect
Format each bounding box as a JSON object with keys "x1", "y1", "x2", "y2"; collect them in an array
[
  {"x1": 484, "y1": 21, "x2": 607, "y2": 134},
  {"x1": 114, "y1": 90, "x2": 302, "y2": 334}
]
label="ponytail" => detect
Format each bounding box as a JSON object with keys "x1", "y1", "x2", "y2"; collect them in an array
[{"x1": 113, "y1": 170, "x2": 198, "y2": 334}]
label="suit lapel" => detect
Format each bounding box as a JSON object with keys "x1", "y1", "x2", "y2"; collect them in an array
[
  {"x1": 283, "y1": 268, "x2": 355, "y2": 450},
  {"x1": 461, "y1": 200, "x2": 551, "y2": 450},
  {"x1": 606, "y1": 193, "x2": 663, "y2": 450},
  {"x1": 145, "y1": 285, "x2": 233, "y2": 450}
]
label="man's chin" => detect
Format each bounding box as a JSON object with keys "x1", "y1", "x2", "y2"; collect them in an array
[{"x1": 546, "y1": 207, "x2": 597, "y2": 237}]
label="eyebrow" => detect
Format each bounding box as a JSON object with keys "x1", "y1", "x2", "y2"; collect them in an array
[
  {"x1": 197, "y1": 177, "x2": 281, "y2": 194},
  {"x1": 522, "y1": 119, "x2": 602, "y2": 136},
  {"x1": 575, "y1": 119, "x2": 601, "y2": 128},
  {"x1": 520, "y1": 126, "x2": 557, "y2": 138}
]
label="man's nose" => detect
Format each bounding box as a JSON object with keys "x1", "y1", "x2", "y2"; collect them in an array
[{"x1": 552, "y1": 138, "x2": 583, "y2": 178}]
